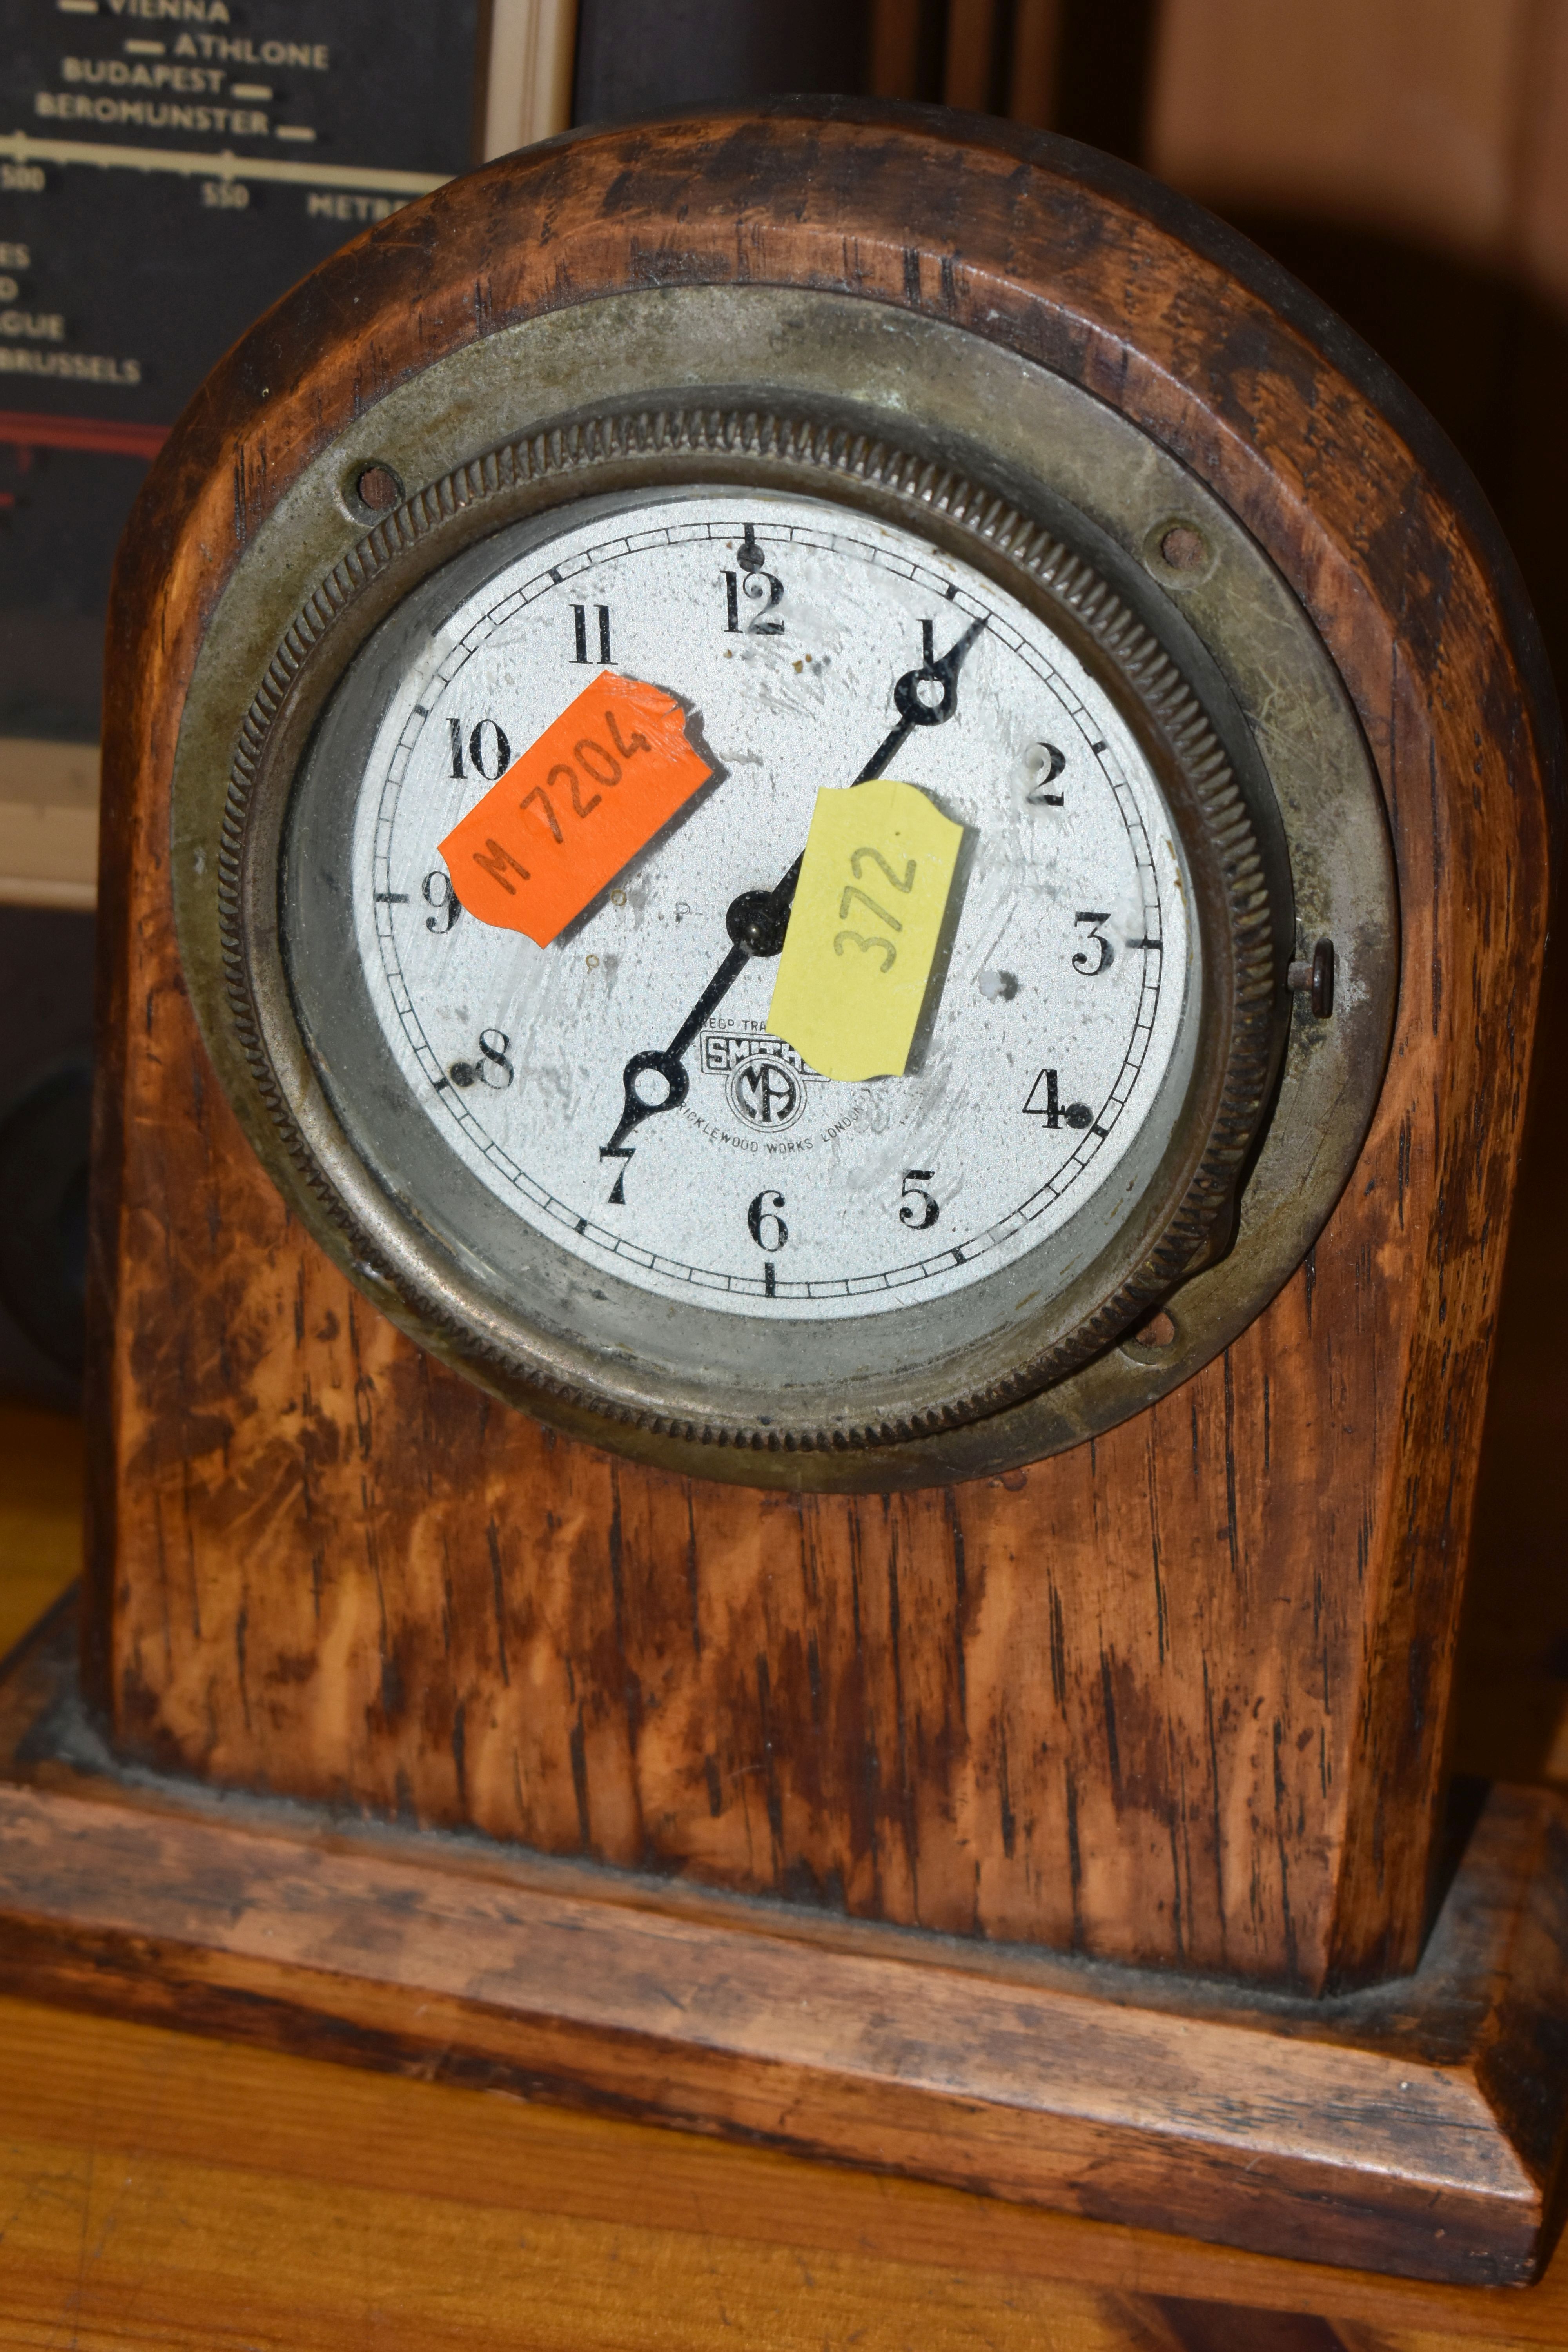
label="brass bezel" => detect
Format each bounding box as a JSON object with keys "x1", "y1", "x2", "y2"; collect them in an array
[{"x1": 169, "y1": 285, "x2": 1397, "y2": 1489}]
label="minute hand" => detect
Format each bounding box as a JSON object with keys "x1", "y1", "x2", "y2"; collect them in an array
[{"x1": 601, "y1": 614, "x2": 987, "y2": 1166}]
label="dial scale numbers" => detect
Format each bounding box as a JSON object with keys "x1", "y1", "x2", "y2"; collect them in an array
[{"x1": 348, "y1": 491, "x2": 1191, "y2": 1320}]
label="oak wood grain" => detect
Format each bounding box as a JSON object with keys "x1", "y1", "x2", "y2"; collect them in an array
[
  {"x1": 3, "y1": 1459, "x2": 1564, "y2": 2343},
  {"x1": 87, "y1": 107, "x2": 1557, "y2": 2002},
  {"x1": 4, "y1": 1597, "x2": 1566, "y2": 2287},
  {"x1": 1145, "y1": 0, "x2": 1568, "y2": 1808}
]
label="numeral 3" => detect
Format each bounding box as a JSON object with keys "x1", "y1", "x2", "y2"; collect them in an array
[{"x1": 1073, "y1": 913, "x2": 1114, "y2": 976}]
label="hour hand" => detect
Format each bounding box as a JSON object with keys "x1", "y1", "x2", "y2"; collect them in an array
[
  {"x1": 603, "y1": 1044, "x2": 693, "y2": 1159},
  {"x1": 601, "y1": 868, "x2": 801, "y2": 1157},
  {"x1": 601, "y1": 613, "x2": 987, "y2": 1170}
]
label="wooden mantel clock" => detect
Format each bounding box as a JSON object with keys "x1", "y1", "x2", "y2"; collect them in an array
[{"x1": 2, "y1": 102, "x2": 1565, "y2": 2288}]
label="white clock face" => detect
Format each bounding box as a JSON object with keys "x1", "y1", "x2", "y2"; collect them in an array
[{"x1": 341, "y1": 487, "x2": 1195, "y2": 1322}]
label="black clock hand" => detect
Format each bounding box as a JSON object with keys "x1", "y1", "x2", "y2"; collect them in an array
[{"x1": 601, "y1": 614, "x2": 987, "y2": 1172}]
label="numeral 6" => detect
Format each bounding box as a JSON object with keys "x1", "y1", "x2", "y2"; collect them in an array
[{"x1": 747, "y1": 1189, "x2": 788, "y2": 1252}]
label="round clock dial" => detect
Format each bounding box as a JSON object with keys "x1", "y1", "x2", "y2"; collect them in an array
[
  {"x1": 210, "y1": 408, "x2": 1292, "y2": 1470},
  {"x1": 340, "y1": 489, "x2": 1192, "y2": 1323}
]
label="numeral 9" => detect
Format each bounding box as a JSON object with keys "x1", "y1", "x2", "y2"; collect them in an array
[{"x1": 422, "y1": 870, "x2": 462, "y2": 933}]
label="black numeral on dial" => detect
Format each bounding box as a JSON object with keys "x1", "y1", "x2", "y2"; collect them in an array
[
  {"x1": 1024, "y1": 1069, "x2": 1093, "y2": 1129},
  {"x1": 748, "y1": 1189, "x2": 788, "y2": 1252},
  {"x1": 572, "y1": 603, "x2": 613, "y2": 664},
  {"x1": 1072, "y1": 913, "x2": 1114, "y2": 975},
  {"x1": 449, "y1": 717, "x2": 512, "y2": 781},
  {"x1": 447, "y1": 1028, "x2": 514, "y2": 1091},
  {"x1": 899, "y1": 1170, "x2": 939, "y2": 1230},
  {"x1": 1026, "y1": 743, "x2": 1067, "y2": 805},
  {"x1": 421, "y1": 870, "x2": 462, "y2": 933},
  {"x1": 723, "y1": 524, "x2": 785, "y2": 635}
]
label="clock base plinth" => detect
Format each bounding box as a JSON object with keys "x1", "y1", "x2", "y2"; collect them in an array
[{"x1": 2, "y1": 1596, "x2": 1564, "y2": 2290}]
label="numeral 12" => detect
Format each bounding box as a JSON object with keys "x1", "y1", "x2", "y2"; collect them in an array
[{"x1": 724, "y1": 523, "x2": 785, "y2": 635}]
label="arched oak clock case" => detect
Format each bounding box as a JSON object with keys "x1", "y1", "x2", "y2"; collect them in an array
[{"x1": 0, "y1": 105, "x2": 1560, "y2": 2288}]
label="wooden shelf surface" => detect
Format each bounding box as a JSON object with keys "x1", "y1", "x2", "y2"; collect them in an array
[{"x1": 4, "y1": 1981, "x2": 1568, "y2": 2352}]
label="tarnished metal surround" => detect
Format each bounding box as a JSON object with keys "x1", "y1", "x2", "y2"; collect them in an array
[{"x1": 170, "y1": 285, "x2": 1397, "y2": 1489}]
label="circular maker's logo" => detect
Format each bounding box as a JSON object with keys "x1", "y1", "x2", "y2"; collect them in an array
[{"x1": 727, "y1": 1054, "x2": 807, "y2": 1132}]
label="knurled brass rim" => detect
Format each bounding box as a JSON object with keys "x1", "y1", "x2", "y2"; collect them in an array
[{"x1": 219, "y1": 404, "x2": 1286, "y2": 1455}]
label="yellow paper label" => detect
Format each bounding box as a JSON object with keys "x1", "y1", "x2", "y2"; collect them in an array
[{"x1": 766, "y1": 778, "x2": 964, "y2": 1081}]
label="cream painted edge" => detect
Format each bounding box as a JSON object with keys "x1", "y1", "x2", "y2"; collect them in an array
[
  {"x1": 483, "y1": 0, "x2": 578, "y2": 160},
  {"x1": 0, "y1": 739, "x2": 100, "y2": 908}
]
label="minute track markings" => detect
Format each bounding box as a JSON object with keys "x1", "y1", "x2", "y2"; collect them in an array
[{"x1": 364, "y1": 508, "x2": 1174, "y2": 1310}]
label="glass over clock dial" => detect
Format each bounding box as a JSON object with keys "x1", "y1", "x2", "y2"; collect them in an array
[
  {"x1": 225, "y1": 419, "x2": 1289, "y2": 1471},
  {"x1": 350, "y1": 490, "x2": 1187, "y2": 1316}
]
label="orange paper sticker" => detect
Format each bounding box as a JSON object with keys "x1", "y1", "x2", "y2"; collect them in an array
[{"x1": 439, "y1": 677, "x2": 715, "y2": 946}]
